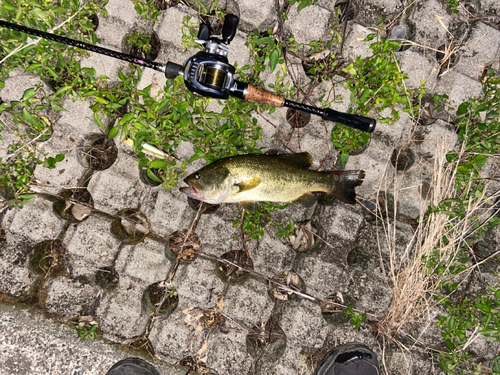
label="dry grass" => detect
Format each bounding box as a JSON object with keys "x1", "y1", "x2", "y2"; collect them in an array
[{"x1": 376, "y1": 139, "x2": 497, "y2": 347}]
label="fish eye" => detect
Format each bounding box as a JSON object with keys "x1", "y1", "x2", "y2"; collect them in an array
[{"x1": 194, "y1": 173, "x2": 200, "y2": 180}]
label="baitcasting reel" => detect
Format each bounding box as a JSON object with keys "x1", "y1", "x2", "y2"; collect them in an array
[{"x1": 0, "y1": 15, "x2": 376, "y2": 132}]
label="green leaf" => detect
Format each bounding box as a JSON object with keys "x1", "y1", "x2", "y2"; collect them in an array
[
  {"x1": 340, "y1": 151, "x2": 349, "y2": 165},
  {"x1": 108, "y1": 126, "x2": 119, "y2": 140},
  {"x1": 363, "y1": 33, "x2": 378, "y2": 42},
  {"x1": 20, "y1": 194, "x2": 37, "y2": 201},
  {"x1": 22, "y1": 88, "x2": 37, "y2": 101},
  {"x1": 149, "y1": 159, "x2": 168, "y2": 169},
  {"x1": 269, "y1": 48, "x2": 280, "y2": 72},
  {"x1": 456, "y1": 102, "x2": 468, "y2": 116},
  {"x1": 55, "y1": 154, "x2": 65, "y2": 162},
  {"x1": 146, "y1": 168, "x2": 162, "y2": 183},
  {"x1": 50, "y1": 101, "x2": 67, "y2": 111}
]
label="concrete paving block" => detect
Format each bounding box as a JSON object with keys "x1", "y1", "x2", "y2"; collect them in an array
[
  {"x1": 409, "y1": 0, "x2": 452, "y2": 48},
  {"x1": 294, "y1": 246, "x2": 349, "y2": 299},
  {"x1": 413, "y1": 119, "x2": 457, "y2": 160},
  {"x1": 103, "y1": 0, "x2": 143, "y2": 30},
  {"x1": 147, "y1": 188, "x2": 194, "y2": 235},
  {"x1": 156, "y1": 5, "x2": 198, "y2": 47},
  {"x1": 286, "y1": 5, "x2": 332, "y2": 45},
  {"x1": 96, "y1": 276, "x2": 150, "y2": 340},
  {"x1": 205, "y1": 329, "x2": 253, "y2": 375},
  {"x1": 123, "y1": 238, "x2": 172, "y2": 285},
  {"x1": 434, "y1": 70, "x2": 483, "y2": 110},
  {"x1": 341, "y1": 23, "x2": 378, "y2": 61},
  {"x1": 0, "y1": 302, "x2": 184, "y2": 375},
  {"x1": 391, "y1": 164, "x2": 435, "y2": 219},
  {"x1": 87, "y1": 149, "x2": 153, "y2": 211},
  {"x1": 65, "y1": 215, "x2": 122, "y2": 266},
  {"x1": 250, "y1": 232, "x2": 296, "y2": 278},
  {"x1": 280, "y1": 299, "x2": 329, "y2": 348},
  {"x1": 194, "y1": 209, "x2": 240, "y2": 253},
  {"x1": 314, "y1": 203, "x2": 364, "y2": 242},
  {"x1": 0, "y1": 69, "x2": 45, "y2": 102},
  {"x1": 55, "y1": 97, "x2": 102, "y2": 137},
  {"x1": 222, "y1": 278, "x2": 275, "y2": 327},
  {"x1": 454, "y1": 21, "x2": 500, "y2": 80},
  {"x1": 173, "y1": 257, "x2": 225, "y2": 309},
  {"x1": 236, "y1": 0, "x2": 277, "y2": 32},
  {"x1": 8, "y1": 197, "x2": 66, "y2": 243},
  {"x1": 33, "y1": 125, "x2": 88, "y2": 189},
  {"x1": 137, "y1": 68, "x2": 168, "y2": 98},
  {"x1": 80, "y1": 50, "x2": 131, "y2": 83},
  {"x1": 149, "y1": 300, "x2": 205, "y2": 361},
  {"x1": 41, "y1": 276, "x2": 100, "y2": 319},
  {"x1": 0, "y1": 236, "x2": 38, "y2": 297},
  {"x1": 398, "y1": 49, "x2": 439, "y2": 90}
]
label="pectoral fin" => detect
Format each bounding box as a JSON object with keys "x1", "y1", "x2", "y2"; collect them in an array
[
  {"x1": 235, "y1": 178, "x2": 262, "y2": 193},
  {"x1": 293, "y1": 193, "x2": 317, "y2": 207},
  {"x1": 239, "y1": 201, "x2": 256, "y2": 213}
]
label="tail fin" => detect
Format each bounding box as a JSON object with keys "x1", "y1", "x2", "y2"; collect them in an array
[{"x1": 329, "y1": 170, "x2": 365, "y2": 204}]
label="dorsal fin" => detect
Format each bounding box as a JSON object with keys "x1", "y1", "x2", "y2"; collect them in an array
[{"x1": 278, "y1": 152, "x2": 313, "y2": 168}]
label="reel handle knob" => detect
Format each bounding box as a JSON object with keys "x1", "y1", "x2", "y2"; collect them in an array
[
  {"x1": 222, "y1": 14, "x2": 239, "y2": 44},
  {"x1": 197, "y1": 23, "x2": 211, "y2": 41}
]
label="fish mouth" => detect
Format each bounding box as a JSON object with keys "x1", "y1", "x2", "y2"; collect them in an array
[{"x1": 180, "y1": 179, "x2": 200, "y2": 198}]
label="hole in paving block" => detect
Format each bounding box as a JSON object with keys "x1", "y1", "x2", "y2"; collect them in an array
[
  {"x1": 247, "y1": 315, "x2": 286, "y2": 364},
  {"x1": 154, "y1": 0, "x2": 180, "y2": 10},
  {"x1": 187, "y1": 197, "x2": 220, "y2": 214},
  {"x1": 334, "y1": 0, "x2": 357, "y2": 24},
  {"x1": 95, "y1": 266, "x2": 119, "y2": 290},
  {"x1": 388, "y1": 24, "x2": 412, "y2": 52},
  {"x1": 53, "y1": 188, "x2": 94, "y2": 222},
  {"x1": 123, "y1": 29, "x2": 161, "y2": 61},
  {"x1": 286, "y1": 108, "x2": 311, "y2": 128},
  {"x1": 289, "y1": 220, "x2": 317, "y2": 252},
  {"x1": 391, "y1": 147, "x2": 415, "y2": 171},
  {"x1": 359, "y1": 195, "x2": 386, "y2": 222},
  {"x1": 142, "y1": 280, "x2": 178, "y2": 316},
  {"x1": 139, "y1": 168, "x2": 162, "y2": 187},
  {"x1": 268, "y1": 270, "x2": 305, "y2": 301},
  {"x1": 321, "y1": 292, "x2": 352, "y2": 325},
  {"x1": 436, "y1": 43, "x2": 457, "y2": 76},
  {"x1": 302, "y1": 50, "x2": 340, "y2": 83},
  {"x1": 30, "y1": 239, "x2": 68, "y2": 277},
  {"x1": 177, "y1": 357, "x2": 217, "y2": 375},
  {"x1": 166, "y1": 229, "x2": 201, "y2": 262},
  {"x1": 215, "y1": 250, "x2": 253, "y2": 284},
  {"x1": 111, "y1": 208, "x2": 151, "y2": 245},
  {"x1": 84, "y1": 13, "x2": 99, "y2": 32},
  {"x1": 78, "y1": 133, "x2": 118, "y2": 171},
  {"x1": 346, "y1": 248, "x2": 370, "y2": 269}
]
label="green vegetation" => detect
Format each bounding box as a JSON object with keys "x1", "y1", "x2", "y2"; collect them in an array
[
  {"x1": 233, "y1": 202, "x2": 293, "y2": 241},
  {"x1": 342, "y1": 35, "x2": 417, "y2": 125},
  {"x1": 437, "y1": 285, "x2": 500, "y2": 374},
  {"x1": 423, "y1": 71, "x2": 500, "y2": 373},
  {"x1": 73, "y1": 321, "x2": 99, "y2": 340}
]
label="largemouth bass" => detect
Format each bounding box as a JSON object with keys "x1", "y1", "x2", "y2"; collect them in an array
[{"x1": 180, "y1": 153, "x2": 365, "y2": 212}]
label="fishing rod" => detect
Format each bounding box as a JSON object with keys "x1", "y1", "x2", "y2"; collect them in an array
[{"x1": 0, "y1": 15, "x2": 376, "y2": 132}]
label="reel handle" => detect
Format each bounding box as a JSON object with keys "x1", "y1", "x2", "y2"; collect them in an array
[{"x1": 222, "y1": 14, "x2": 239, "y2": 44}]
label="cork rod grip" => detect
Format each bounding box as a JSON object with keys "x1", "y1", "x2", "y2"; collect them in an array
[{"x1": 244, "y1": 85, "x2": 285, "y2": 107}]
